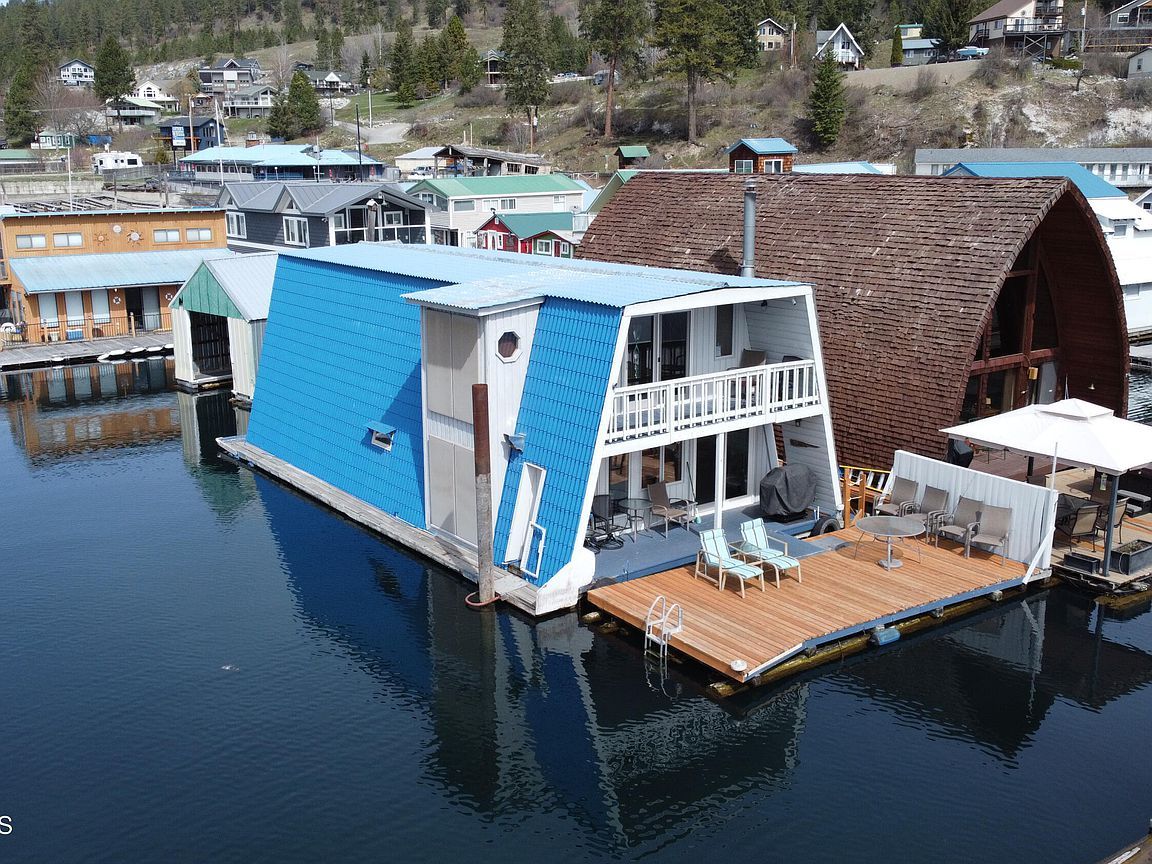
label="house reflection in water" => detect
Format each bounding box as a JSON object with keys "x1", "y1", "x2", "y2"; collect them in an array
[
  {"x1": 1, "y1": 358, "x2": 178, "y2": 464},
  {"x1": 176, "y1": 389, "x2": 256, "y2": 521}
]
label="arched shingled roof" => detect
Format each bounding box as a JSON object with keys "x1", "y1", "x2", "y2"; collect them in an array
[{"x1": 578, "y1": 172, "x2": 1128, "y2": 468}]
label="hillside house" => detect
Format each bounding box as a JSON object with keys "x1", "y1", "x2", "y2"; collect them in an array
[
  {"x1": 898, "y1": 23, "x2": 925, "y2": 38},
  {"x1": 1109, "y1": 0, "x2": 1152, "y2": 27},
  {"x1": 968, "y1": 0, "x2": 1068, "y2": 57},
  {"x1": 105, "y1": 97, "x2": 163, "y2": 127},
  {"x1": 432, "y1": 144, "x2": 551, "y2": 177},
  {"x1": 406, "y1": 174, "x2": 586, "y2": 246},
  {"x1": 223, "y1": 84, "x2": 279, "y2": 118},
  {"x1": 755, "y1": 17, "x2": 789, "y2": 51},
  {"x1": 217, "y1": 181, "x2": 429, "y2": 251},
  {"x1": 222, "y1": 244, "x2": 841, "y2": 616},
  {"x1": 577, "y1": 173, "x2": 1128, "y2": 469},
  {"x1": 58, "y1": 59, "x2": 94, "y2": 87},
  {"x1": 727, "y1": 138, "x2": 797, "y2": 174},
  {"x1": 481, "y1": 50, "x2": 505, "y2": 86},
  {"x1": 1129, "y1": 45, "x2": 1152, "y2": 77},
  {"x1": 157, "y1": 116, "x2": 225, "y2": 154},
  {"x1": 476, "y1": 213, "x2": 578, "y2": 257},
  {"x1": 199, "y1": 58, "x2": 263, "y2": 95},
  {"x1": 303, "y1": 70, "x2": 357, "y2": 94},
  {"x1": 179, "y1": 144, "x2": 385, "y2": 183},
  {"x1": 133, "y1": 81, "x2": 179, "y2": 112},
  {"x1": 901, "y1": 38, "x2": 940, "y2": 63},
  {"x1": 815, "y1": 24, "x2": 864, "y2": 69},
  {"x1": 915, "y1": 147, "x2": 1152, "y2": 189},
  {"x1": 0, "y1": 207, "x2": 230, "y2": 343}
]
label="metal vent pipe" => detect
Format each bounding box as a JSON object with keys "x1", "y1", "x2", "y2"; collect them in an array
[{"x1": 741, "y1": 178, "x2": 756, "y2": 278}]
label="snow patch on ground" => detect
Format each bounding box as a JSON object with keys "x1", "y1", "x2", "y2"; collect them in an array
[{"x1": 1103, "y1": 106, "x2": 1152, "y2": 142}]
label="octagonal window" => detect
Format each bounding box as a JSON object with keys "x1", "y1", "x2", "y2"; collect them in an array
[{"x1": 497, "y1": 331, "x2": 520, "y2": 361}]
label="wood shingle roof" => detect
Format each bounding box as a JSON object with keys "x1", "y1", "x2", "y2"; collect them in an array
[{"x1": 578, "y1": 172, "x2": 1127, "y2": 468}]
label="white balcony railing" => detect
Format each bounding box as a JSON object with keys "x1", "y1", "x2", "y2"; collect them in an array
[{"x1": 605, "y1": 359, "x2": 820, "y2": 445}]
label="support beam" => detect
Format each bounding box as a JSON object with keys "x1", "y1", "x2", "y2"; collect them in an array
[
  {"x1": 713, "y1": 433, "x2": 726, "y2": 530},
  {"x1": 473, "y1": 383, "x2": 495, "y2": 603}
]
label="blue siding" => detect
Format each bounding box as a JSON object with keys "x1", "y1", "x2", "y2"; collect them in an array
[
  {"x1": 246, "y1": 256, "x2": 445, "y2": 525},
  {"x1": 493, "y1": 299, "x2": 622, "y2": 585}
]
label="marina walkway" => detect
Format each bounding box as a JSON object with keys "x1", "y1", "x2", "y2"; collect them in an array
[
  {"x1": 0, "y1": 333, "x2": 172, "y2": 371},
  {"x1": 587, "y1": 526, "x2": 1030, "y2": 684}
]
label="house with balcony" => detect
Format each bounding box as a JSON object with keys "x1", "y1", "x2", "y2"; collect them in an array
[
  {"x1": 814, "y1": 24, "x2": 864, "y2": 69},
  {"x1": 481, "y1": 49, "x2": 505, "y2": 86},
  {"x1": 223, "y1": 84, "x2": 279, "y2": 118},
  {"x1": 219, "y1": 243, "x2": 840, "y2": 617},
  {"x1": 217, "y1": 181, "x2": 430, "y2": 252},
  {"x1": 475, "y1": 212, "x2": 579, "y2": 257},
  {"x1": 0, "y1": 206, "x2": 230, "y2": 344},
  {"x1": 105, "y1": 97, "x2": 164, "y2": 127},
  {"x1": 915, "y1": 146, "x2": 1152, "y2": 189},
  {"x1": 179, "y1": 144, "x2": 385, "y2": 182},
  {"x1": 431, "y1": 144, "x2": 551, "y2": 177},
  {"x1": 968, "y1": 0, "x2": 1068, "y2": 57},
  {"x1": 407, "y1": 174, "x2": 587, "y2": 247},
  {"x1": 199, "y1": 57, "x2": 263, "y2": 95},
  {"x1": 157, "y1": 115, "x2": 226, "y2": 154},
  {"x1": 58, "y1": 59, "x2": 94, "y2": 87},
  {"x1": 1109, "y1": 0, "x2": 1152, "y2": 27},
  {"x1": 302, "y1": 70, "x2": 357, "y2": 94},
  {"x1": 133, "y1": 81, "x2": 180, "y2": 112}
]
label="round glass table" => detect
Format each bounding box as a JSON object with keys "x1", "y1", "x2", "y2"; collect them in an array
[
  {"x1": 853, "y1": 515, "x2": 925, "y2": 570},
  {"x1": 616, "y1": 497, "x2": 654, "y2": 541}
]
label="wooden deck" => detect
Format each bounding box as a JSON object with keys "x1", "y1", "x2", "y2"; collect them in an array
[
  {"x1": 586, "y1": 526, "x2": 1032, "y2": 684},
  {"x1": 0, "y1": 332, "x2": 172, "y2": 371}
]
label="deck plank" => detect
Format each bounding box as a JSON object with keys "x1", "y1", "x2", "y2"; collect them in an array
[{"x1": 587, "y1": 526, "x2": 1028, "y2": 682}]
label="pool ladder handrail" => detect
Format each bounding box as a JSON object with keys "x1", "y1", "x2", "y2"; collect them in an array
[{"x1": 644, "y1": 594, "x2": 683, "y2": 662}]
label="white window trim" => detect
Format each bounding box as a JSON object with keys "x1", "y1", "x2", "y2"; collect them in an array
[
  {"x1": 733, "y1": 159, "x2": 754, "y2": 174},
  {"x1": 533, "y1": 238, "x2": 553, "y2": 255},
  {"x1": 52, "y1": 232, "x2": 83, "y2": 248},
  {"x1": 186, "y1": 227, "x2": 212, "y2": 242},
  {"x1": 153, "y1": 228, "x2": 180, "y2": 243},
  {"x1": 283, "y1": 216, "x2": 309, "y2": 247},
  {"x1": 16, "y1": 234, "x2": 47, "y2": 249},
  {"x1": 226, "y1": 211, "x2": 247, "y2": 239}
]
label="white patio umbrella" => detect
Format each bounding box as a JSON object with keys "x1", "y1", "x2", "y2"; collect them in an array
[{"x1": 942, "y1": 398, "x2": 1152, "y2": 575}]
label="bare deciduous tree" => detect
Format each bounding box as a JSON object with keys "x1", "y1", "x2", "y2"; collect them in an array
[{"x1": 33, "y1": 73, "x2": 105, "y2": 140}]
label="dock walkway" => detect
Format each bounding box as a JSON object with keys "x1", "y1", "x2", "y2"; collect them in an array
[
  {"x1": 0, "y1": 333, "x2": 172, "y2": 372},
  {"x1": 587, "y1": 526, "x2": 1032, "y2": 684}
]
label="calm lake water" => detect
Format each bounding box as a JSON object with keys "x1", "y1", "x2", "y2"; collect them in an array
[{"x1": 2, "y1": 360, "x2": 1152, "y2": 863}]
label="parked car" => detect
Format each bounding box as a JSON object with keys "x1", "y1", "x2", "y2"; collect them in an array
[{"x1": 957, "y1": 46, "x2": 990, "y2": 59}]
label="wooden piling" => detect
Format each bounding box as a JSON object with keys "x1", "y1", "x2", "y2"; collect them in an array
[{"x1": 472, "y1": 383, "x2": 495, "y2": 604}]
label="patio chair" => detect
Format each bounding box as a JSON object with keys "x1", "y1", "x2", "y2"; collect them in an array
[
  {"x1": 586, "y1": 494, "x2": 626, "y2": 551},
  {"x1": 905, "y1": 485, "x2": 949, "y2": 533},
  {"x1": 876, "y1": 476, "x2": 920, "y2": 517},
  {"x1": 934, "y1": 496, "x2": 983, "y2": 554},
  {"x1": 647, "y1": 481, "x2": 692, "y2": 537},
  {"x1": 1094, "y1": 498, "x2": 1127, "y2": 546},
  {"x1": 694, "y1": 528, "x2": 763, "y2": 597},
  {"x1": 738, "y1": 518, "x2": 802, "y2": 588},
  {"x1": 1057, "y1": 502, "x2": 1101, "y2": 549},
  {"x1": 968, "y1": 504, "x2": 1012, "y2": 566}
]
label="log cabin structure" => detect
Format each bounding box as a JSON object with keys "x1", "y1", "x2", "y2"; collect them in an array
[{"x1": 577, "y1": 172, "x2": 1128, "y2": 470}]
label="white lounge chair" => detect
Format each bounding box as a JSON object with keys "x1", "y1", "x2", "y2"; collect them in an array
[
  {"x1": 694, "y1": 528, "x2": 763, "y2": 597},
  {"x1": 737, "y1": 518, "x2": 802, "y2": 588}
]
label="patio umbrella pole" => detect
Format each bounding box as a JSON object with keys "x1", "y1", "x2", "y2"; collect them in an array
[{"x1": 1101, "y1": 472, "x2": 1121, "y2": 576}]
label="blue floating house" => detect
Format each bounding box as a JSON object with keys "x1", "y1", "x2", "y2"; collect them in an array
[{"x1": 221, "y1": 244, "x2": 842, "y2": 616}]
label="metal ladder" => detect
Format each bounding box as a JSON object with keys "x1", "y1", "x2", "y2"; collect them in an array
[{"x1": 644, "y1": 595, "x2": 683, "y2": 663}]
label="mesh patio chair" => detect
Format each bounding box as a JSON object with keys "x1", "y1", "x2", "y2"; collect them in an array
[
  {"x1": 647, "y1": 481, "x2": 692, "y2": 537},
  {"x1": 1057, "y1": 502, "x2": 1101, "y2": 549},
  {"x1": 935, "y1": 496, "x2": 983, "y2": 554},
  {"x1": 906, "y1": 485, "x2": 949, "y2": 533},
  {"x1": 586, "y1": 494, "x2": 626, "y2": 551},
  {"x1": 876, "y1": 476, "x2": 920, "y2": 517},
  {"x1": 738, "y1": 518, "x2": 802, "y2": 588},
  {"x1": 968, "y1": 504, "x2": 1012, "y2": 566},
  {"x1": 1094, "y1": 498, "x2": 1127, "y2": 547},
  {"x1": 694, "y1": 528, "x2": 763, "y2": 597}
]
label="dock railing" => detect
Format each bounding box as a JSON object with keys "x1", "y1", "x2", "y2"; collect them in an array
[
  {"x1": 606, "y1": 359, "x2": 819, "y2": 445},
  {"x1": 2, "y1": 312, "x2": 167, "y2": 346}
]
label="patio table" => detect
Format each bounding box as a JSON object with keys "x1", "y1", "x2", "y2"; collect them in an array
[
  {"x1": 853, "y1": 515, "x2": 925, "y2": 570},
  {"x1": 616, "y1": 498, "x2": 653, "y2": 541}
]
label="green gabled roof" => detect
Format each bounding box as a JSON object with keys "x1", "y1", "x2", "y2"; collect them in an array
[
  {"x1": 172, "y1": 262, "x2": 244, "y2": 319},
  {"x1": 407, "y1": 174, "x2": 584, "y2": 198},
  {"x1": 616, "y1": 145, "x2": 650, "y2": 159},
  {"x1": 487, "y1": 211, "x2": 574, "y2": 238}
]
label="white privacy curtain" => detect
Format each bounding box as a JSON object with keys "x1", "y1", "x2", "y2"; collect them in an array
[{"x1": 890, "y1": 451, "x2": 1059, "y2": 571}]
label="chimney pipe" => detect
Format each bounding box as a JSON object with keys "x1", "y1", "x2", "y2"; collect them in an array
[{"x1": 741, "y1": 178, "x2": 756, "y2": 278}]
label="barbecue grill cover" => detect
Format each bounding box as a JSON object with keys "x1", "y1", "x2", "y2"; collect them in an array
[{"x1": 759, "y1": 463, "x2": 817, "y2": 520}]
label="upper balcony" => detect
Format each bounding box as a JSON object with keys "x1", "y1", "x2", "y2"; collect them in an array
[
  {"x1": 1005, "y1": 16, "x2": 1067, "y2": 32},
  {"x1": 604, "y1": 359, "x2": 821, "y2": 451}
]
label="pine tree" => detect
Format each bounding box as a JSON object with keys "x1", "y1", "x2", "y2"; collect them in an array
[
  {"x1": 654, "y1": 0, "x2": 746, "y2": 145},
  {"x1": 455, "y1": 0, "x2": 471, "y2": 16},
  {"x1": 458, "y1": 45, "x2": 482, "y2": 92},
  {"x1": 579, "y1": 0, "x2": 649, "y2": 139},
  {"x1": 501, "y1": 0, "x2": 550, "y2": 149},
  {"x1": 808, "y1": 51, "x2": 846, "y2": 147},
  {"x1": 315, "y1": 24, "x2": 330, "y2": 69},
  {"x1": 426, "y1": 0, "x2": 448, "y2": 26},
  {"x1": 331, "y1": 27, "x2": 346, "y2": 69},
  {"x1": 415, "y1": 33, "x2": 441, "y2": 95},
  {"x1": 891, "y1": 25, "x2": 904, "y2": 66},
  {"x1": 438, "y1": 14, "x2": 471, "y2": 87},
  {"x1": 4, "y1": 65, "x2": 37, "y2": 146},
  {"x1": 283, "y1": 0, "x2": 304, "y2": 41},
  {"x1": 390, "y1": 17, "x2": 415, "y2": 92},
  {"x1": 94, "y1": 36, "x2": 136, "y2": 130},
  {"x1": 359, "y1": 50, "x2": 372, "y2": 87},
  {"x1": 925, "y1": 0, "x2": 979, "y2": 53},
  {"x1": 291, "y1": 70, "x2": 324, "y2": 133}
]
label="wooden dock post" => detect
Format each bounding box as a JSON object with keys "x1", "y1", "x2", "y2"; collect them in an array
[{"x1": 472, "y1": 383, "x2": 496, "y2": 604}]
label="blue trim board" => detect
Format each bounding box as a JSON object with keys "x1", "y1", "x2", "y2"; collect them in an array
[
  {"x1": 493, "y1": 299, "x2": 623, "y2": 585},
  {"x1": 246, "y1": 256, "x2": 446, "y2": 525}
]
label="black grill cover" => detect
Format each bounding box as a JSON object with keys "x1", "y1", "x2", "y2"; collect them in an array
[{"x1": 759, "y1": 463, "x2": 817, "y2": 520}]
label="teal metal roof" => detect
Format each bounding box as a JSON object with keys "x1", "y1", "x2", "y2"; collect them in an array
[
  {"x1": 181, "y1": 144, "x2": 381, "y2": 167},
  {"x1": 172, "y1": 253, "x2": 276, "y2": 320},
  {"x1": 943, "y1": 161, "x2": 1126, "y2": 199},
  {"x1": 616, "y1": 145, "x2": 650, "y2": 159},
  {"x1": 280, "y1": 243, "x2": 804, "y2": 311},
  {"x1": 486, "y1": 212, "x2": 574, "y2": 238},
  {"x1": 726, "y1": 137, "x2": 798, "y2": 155},
  {"x1": 406, "y1": 174, "x2": 585, "y2": 198},
  {"x1": 11, "y1": 248, "x2": 236, "y2": 294},
  {"x1": 793, "y1": 161, "x2": 884, "y2": 175}
]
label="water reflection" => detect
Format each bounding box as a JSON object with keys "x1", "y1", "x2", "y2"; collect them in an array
[
  {"x1": 176, "y1": 389, "x2": 255, "y2": 521},
  {"x1": 0, "y1": 358, "x2": 178, "y2": 464}
]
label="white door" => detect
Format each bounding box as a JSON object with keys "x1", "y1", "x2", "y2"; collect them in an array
[
  {"x1": 141, "y1": 287, "x2": 161, "y2": 330},
  {"x1": 507, "y1": 463, "x2": 546, "y2": 577}
]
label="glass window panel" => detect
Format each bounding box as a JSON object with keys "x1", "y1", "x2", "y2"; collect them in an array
[
  {"x1": 626, "y1": 315, "x2": 654, "y2": 385},
  {"x1": 660, "y1": 311, "x2": 689, "y2": 380},
  {"x1": 715, "y1": 304, "x2": 734, "y2": 357}
]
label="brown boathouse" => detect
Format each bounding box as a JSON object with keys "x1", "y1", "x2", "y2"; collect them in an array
[{"x1": 578, "y1": 173, "x2": 1128, "y2": 469}]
